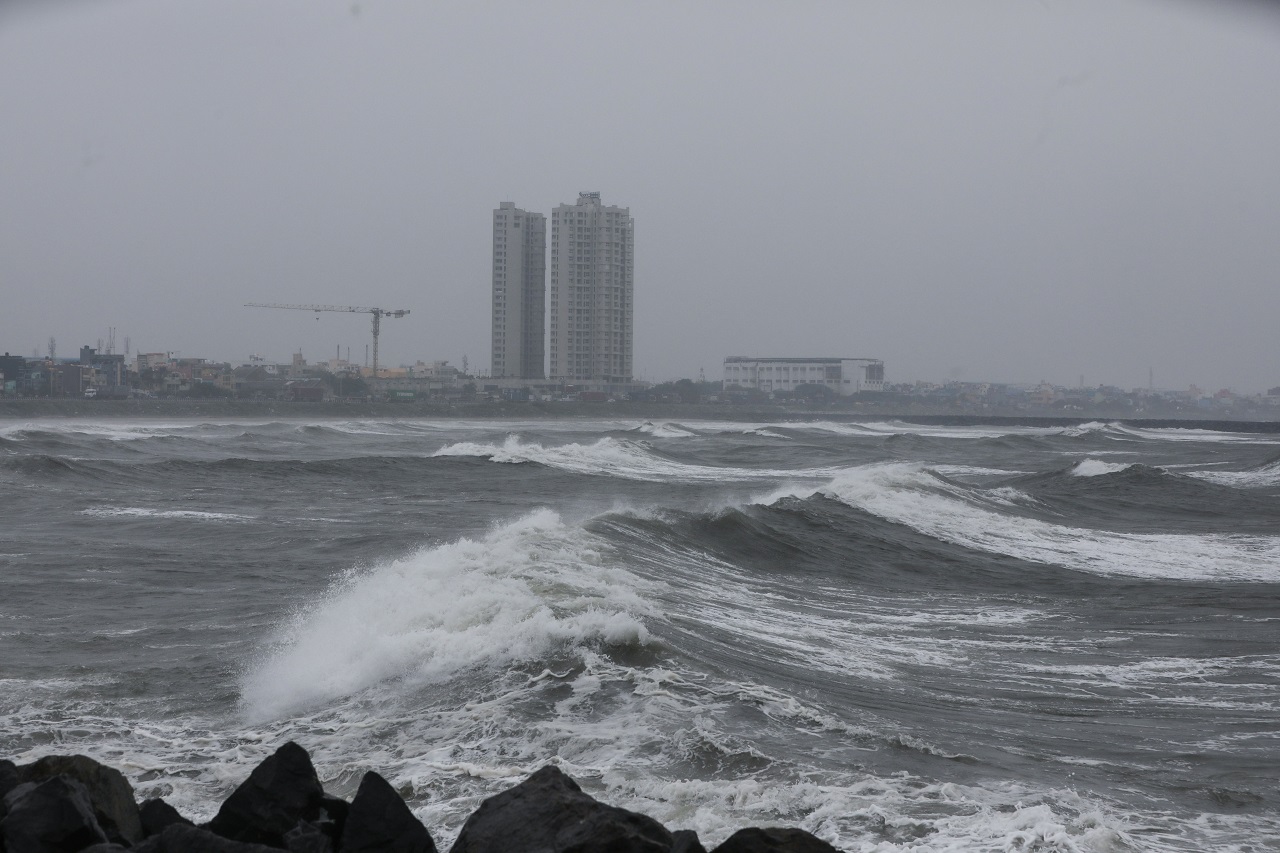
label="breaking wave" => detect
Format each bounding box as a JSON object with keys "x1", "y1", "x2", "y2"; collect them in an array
[
  {"x1": 813, "y1": 463, "x2": 1280, "y2": 582},
  {"x1": 431, "y1": 436, "x2": 838, "y2": 482},
  {"x1": 240, "y1": 510, "x2": 656, "y2": 720}
]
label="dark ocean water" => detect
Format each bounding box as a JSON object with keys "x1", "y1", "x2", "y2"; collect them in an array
[{"x1": 1, "y1": 417, "x2": 1277, "y2": 851}]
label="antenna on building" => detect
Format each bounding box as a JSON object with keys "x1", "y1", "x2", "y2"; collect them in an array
[
  {"x1": 698, "y1": 367, "x2": 706, "y2": 383},
  {"x1": 48, "y1": 337, "x2": 56, "y2": 360},
  {"x1": 106, "y1": 327, "x2": 116, "y2": 355},
  {"x1": 462, "y1": 354, "x2": 469, "y2": 375},
  {"x1": 124, "y1": 336, "x2": 131, "y2": 357}
]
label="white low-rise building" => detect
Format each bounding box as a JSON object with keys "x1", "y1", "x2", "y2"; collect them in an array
[{"x1": 723, "y1": 357, "x2": 885, "y2": 396}]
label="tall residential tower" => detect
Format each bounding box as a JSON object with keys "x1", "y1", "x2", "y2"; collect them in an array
[
  {"x1": 491, "y1": 202, "x2": 546, "y2": 379},
  {"x1": 549, "y1": 192, "x2": 634, "y2": 383}
]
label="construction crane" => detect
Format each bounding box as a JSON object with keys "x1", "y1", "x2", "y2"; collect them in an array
[{"x1": 245, "y1": 303, "x2": 410, "y2": 379}]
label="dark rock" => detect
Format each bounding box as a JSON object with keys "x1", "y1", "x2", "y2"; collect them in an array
[
  {"x1": 448, "y1": 765, "x2": 671, "y2": 853},
  {"x1": 139, "y1": 798, "x2": 193, "y2": 838},
  {"x1": 672, "y1": 829, "x2": 708, "y2": 853},
  {"x1": 710, "y1": 827, "x2": 839, "y2": 853},
  {"x1": 0, "y1": 760, "x2": 20, "y2": 824},
  {"x1": 140, "y1": 823, "x2": 284, "y2": 853},
  {"x1": 19, "y1": 755, "x2": 143, "y2": 846},
  {"x1": 319, "y1": 796, "x2": 349, "y2": 839},
  {"x1": 0, "y1": 775, "x2": 109, "y2": 853},
  {"x1": 284, "y1": 820, "x2": 334, "y2": 853},
  {"x1": 206, "y1": 742, "x2": 324, "y2": 846},
  {"x1": 0, "y1": 761, "x2": 18, "y2": 798},
  {"x1": 341, "y1": 771, "x2": 435, "y2": 853}
]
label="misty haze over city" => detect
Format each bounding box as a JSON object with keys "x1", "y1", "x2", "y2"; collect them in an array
[{"x1": 2, "y1": 0, "x2": 1277, "y2": 392}]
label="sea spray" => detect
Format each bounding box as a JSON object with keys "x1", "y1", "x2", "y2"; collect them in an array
[{"x1": 240, "y1": 510, "x2": 656, "y2": 721}]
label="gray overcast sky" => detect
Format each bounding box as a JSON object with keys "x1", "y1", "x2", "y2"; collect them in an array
[{"x1": 2, "y1": 0, "x2": 1277, "y2": 390}]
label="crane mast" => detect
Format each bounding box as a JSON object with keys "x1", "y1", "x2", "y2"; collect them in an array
[{"x1": 244, "y1": 303, "x2": 410, "y2": 379}]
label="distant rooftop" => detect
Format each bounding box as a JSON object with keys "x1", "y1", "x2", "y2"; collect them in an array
[{"x1": 724, "y1": 356, "x2": 882, "y2": 364}]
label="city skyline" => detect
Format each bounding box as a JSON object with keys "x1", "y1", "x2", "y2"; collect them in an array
[{"x1": 1, "y1": 3, "x2": 1278, "y2": 392}]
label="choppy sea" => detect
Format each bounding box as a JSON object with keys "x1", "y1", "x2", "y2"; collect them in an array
[{"x1": 1, "y1": 417, "x2": 1278, "y2": 851}]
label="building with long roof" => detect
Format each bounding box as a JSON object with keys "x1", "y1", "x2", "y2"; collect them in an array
[{"x1": 723, "y1": 356, "x2": 885, "y2": 396}]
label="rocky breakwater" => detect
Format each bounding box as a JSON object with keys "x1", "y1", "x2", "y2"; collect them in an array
[{"x1": 1, "y1": 743, "x2": 839, "y2": 853}]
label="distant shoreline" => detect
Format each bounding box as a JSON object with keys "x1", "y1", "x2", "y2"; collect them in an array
[{"x1": 2, "y1": 397, "x2": 1278, "y2": 432}]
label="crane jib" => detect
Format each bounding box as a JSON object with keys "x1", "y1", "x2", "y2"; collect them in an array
[{"x1": 243, "y1": 303, "x2": 411, "y2": 378}]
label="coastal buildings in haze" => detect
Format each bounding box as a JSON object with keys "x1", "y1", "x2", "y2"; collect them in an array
[
  {"x1": 548, "y1": 193, "x2": 634, "y2": 383},
  {"x1": 491, "y1": 202, "x2": 546, "y2": 379},
  {"x1": 723, "y1": 357, "x2": 886, "y2": 396}
]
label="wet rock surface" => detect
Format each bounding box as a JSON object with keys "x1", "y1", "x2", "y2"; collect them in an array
[{"x1": 0, "y1": 745, "x2": 839, "y2": 853}]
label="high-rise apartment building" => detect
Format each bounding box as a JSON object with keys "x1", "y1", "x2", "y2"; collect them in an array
[
  {"x1": 491, "y1": 202, "x2": 546, "y2": 379},
  {"x1": 548, "y1": 192, "x2": 634, "y2": 383}
]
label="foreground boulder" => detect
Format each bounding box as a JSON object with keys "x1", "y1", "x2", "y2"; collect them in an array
[
  {"x1": 138, "y1": 798, "x2": 194, "y2": 838},
  {"x1": 283, "y1": 819, "x2": 335, "y2": 853},
  {"x1": 449, "y1": 765, "x2": 674, "y2": 853},
  {"x1": 0, "y1": 759, "x2": 20, "y2": 822},
  {"x1": 138, "y1": 822, "x2": 285, "y2": 853},
  {"x1": 0, "y1": 746, "x2": 839, "y2": 853},
  {"x1": 206, "y1": 742, "x2": 324, "y2": 846},
  {"x1": 19, "y1": 755, "x2": 143, "y2": 846},
  {"x1": 340, "y1": 771, "x2": 434, "y2": 853},
  {"x1": 1, "y1": 775, "x2": 109, "y2": 853},
  {"x1": 671, "y1": 830, "x2": 708, "y2": 853},
  {"x1": 711, "y1": 827, "x2": 838, "y2": 853}
]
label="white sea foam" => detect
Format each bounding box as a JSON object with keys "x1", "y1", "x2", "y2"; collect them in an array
[
  {"x1": 240, "y1": 510, "x2": 657, "y2": 720},
  {"x1": 743, "y1": 428, "x2": 789, "y2": 439},
  {"x1": 851, "y1": 421, "x2": 1057, "y2": 439},
  {"x1": 0, "y1": 421, "x2": 175, "y2": 442},
  {"x1": 605, "y1": 773, "x2": 1157, "y2": 852},
  {"x1": 814, "y1": 463, "x2": 1280, "y2": 581},
  {"x1": 1058, "y1": 421, "x2": 1115, "y2": 437},
  {"x1": 17, "y1": 659, "x2": 1229, "y2": 851},
  {"x1": 1030, "y1": 655, "x2": 1280, "y2": 686},
  {"x1": 432, "y1": 436, "x2": 837, "y2": 483},
  {"x1": 634, "y1": 422, "x2": 699, "y2": 438},
  {"x1": 1070, "y1": 459, "x2": 1135, "y2": 477},
  {"x1": 778, "y1": 420, "x2": 878, "y2": 436},
  {"x1": 932, "y1": 464, "x2": 1026, "y2": 479},
  {"x1": 1108, "y1": 423, "x2": 1280, "y2": 445},
  {"x1": 1187, "y1": 460, "x2": 1280, "y2": 488},
  {"x1": 79, "y1": 507, "x2": 256, "y2": 521}
]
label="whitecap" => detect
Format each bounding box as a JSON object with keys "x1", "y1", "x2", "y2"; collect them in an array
[
  {"x1": 1070, "y1": 459, "x2": 1135, "y2": 477},
  {"x1": 239, "y1": 510, "x2": 657, "y2": 720},
  {"x1": 79, "y1": 507, "x2": 256, "y2": 521},
  {"x1": 432, "y1": 436, "x2": 838, "y2": 483},
  {"x1": 813, "y1": 463, "x2": 1280, "y2": 582}
]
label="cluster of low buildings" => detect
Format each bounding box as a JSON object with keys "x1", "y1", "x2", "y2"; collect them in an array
[
  {"x1": 1, "y1": 347, "x2": 131, "y2": 399},
  {"x1": 841, "y1": 380, "x2": 1280, "y2": 416},
  {"x1": 0, "y1": 349, "x2": 476, "y2": 402},
  {"x1": 2, "y1": 344, "x2": 1277, "y2": 414}
]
